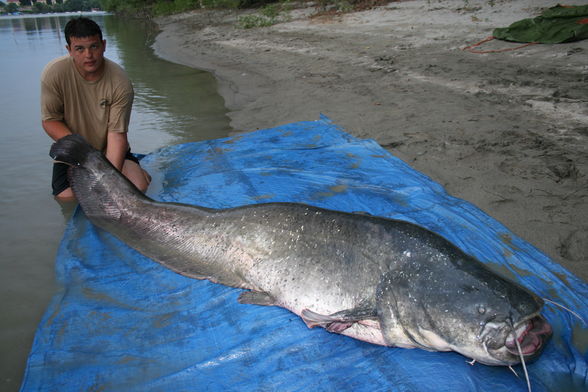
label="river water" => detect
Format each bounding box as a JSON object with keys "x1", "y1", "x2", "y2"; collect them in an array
[{"x1": 0, "y1": 13, "x2": 231, "y2": 390}]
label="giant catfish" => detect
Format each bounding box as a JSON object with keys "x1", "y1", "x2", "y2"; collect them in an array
[{"x1": 50, "y1": 134, "x2": 552, "y2": 370}]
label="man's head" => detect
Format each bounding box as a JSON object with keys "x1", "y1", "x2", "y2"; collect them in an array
[
  {"x1": 64, "y1": 17, "x2": 103, "y2": 46},
  {"x1": 64, "y1": 17, "x2": 106, "y2": 81}
]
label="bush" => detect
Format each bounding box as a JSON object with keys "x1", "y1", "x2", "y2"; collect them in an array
[
  {"x1": 237, "y1": 1, "x2": 291, "y2": 28},
  {"x1": 153, "y1": 0, "x2": 197, "y2": 15},
  {"x1": 204, "y1": 0, "x2": 240, "y2": 8},
  {"x1": 151, "y1": 0, "x2": 240, "y2": 15}
]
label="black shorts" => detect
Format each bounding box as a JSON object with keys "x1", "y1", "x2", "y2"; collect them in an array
[{"x1": 51, "y1": 150, "x2": 140, "y2": 196}]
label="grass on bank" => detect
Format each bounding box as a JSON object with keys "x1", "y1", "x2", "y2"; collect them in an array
[
  {"x1": 237, "y1": 1, "x2": 292, "y2": 28},
  {"x1": 99, "y1": 0, "x2": 391, "y2": 18},
  {"x1": 99, "y1": 0, "x2": 503, "y2": 26}
]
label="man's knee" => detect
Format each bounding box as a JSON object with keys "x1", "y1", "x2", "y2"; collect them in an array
[{"x1": 55, "y1": 187, "x2": 76, "y2": 202}]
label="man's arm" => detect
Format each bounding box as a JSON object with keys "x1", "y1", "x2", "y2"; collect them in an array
[
  {"x1": 104, "y1": 72, "x2": 133, "y2": 172},
  {"x1": 106, "y1": 131, "x2": 150, "y2": 192},
  {"x1": 105, "y1": 131, "x2": 129, "y2": 172},
  {"x1": 44, "y1": 120, "x2": 129, "y2": 173},
  {"x1": 42, "y1": 120, "x2": 71, "y2": 141}
]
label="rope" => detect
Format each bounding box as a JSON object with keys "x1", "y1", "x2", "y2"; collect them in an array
[{"x1": 462, "y1": 36, "x2": 538, "y2": 54}]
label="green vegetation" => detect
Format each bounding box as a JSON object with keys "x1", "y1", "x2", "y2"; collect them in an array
[
  {"x1": 97, "y1": 0, "x2": 370, "y2": 18},
  {"x1": 99, "y1": 0, "x2": 240, "y2": 16},
  {"x1": 237, "y1": 1, "x2": 291, "y2": 28},
  {"x1": 3, "y1": 2, "x2": 19, "y2": 14},
  {"x1": 0, "y1": 0, "x2": 508, "y2": 17},
  {"x1": 152, "y1": 0, "x2": 241, "y2": 15},
  {"x1": 98, "y1": 0, "x2": 150, "y2": 15},
  {"x1": 0, "y1": 0, "x2": 101, "y2": 14}
]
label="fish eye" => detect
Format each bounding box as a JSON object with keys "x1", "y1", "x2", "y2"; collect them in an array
[{"x1": 477, "y1": 305, "x2": 486, "y2": 315}]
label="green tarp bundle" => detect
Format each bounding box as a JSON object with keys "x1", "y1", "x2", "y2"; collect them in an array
[{"x1": 493, "y1": 4, "x2": 588, "y2": 44}]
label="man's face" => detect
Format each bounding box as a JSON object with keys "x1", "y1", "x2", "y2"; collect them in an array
[{"x1": 67, "y1": 35, "x2": 106, "y2": 80}]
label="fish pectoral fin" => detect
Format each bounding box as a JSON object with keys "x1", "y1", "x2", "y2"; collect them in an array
[
  {"x1": 352, "y1": 210, "x2": 372, "y2": 216},
  {"x1": 238, "y1": 291, "x2": 276, "y2": 306},
  {"x1": 301, "y1": 306, "x2": 377, "y2": 333},
  {"x1": 300, "y1": 309, "x2": 342, "y2": 330}
]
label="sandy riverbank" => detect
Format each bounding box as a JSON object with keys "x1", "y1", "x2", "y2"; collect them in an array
[{"x1": 152, "y1": 0, "x2": 588, "y2": 282}]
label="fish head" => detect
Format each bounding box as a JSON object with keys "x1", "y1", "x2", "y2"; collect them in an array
[{"x1": 377, "y1": 252, "x2": 552, "y2": 366}]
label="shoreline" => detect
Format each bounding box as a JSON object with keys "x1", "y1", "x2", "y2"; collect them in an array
[{"x1": 152, "y1": 0, "x2": 588, "y2": 282}]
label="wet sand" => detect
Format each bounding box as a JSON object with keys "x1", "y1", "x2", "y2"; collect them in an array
[{"x1": 152, "y1": 0, "x2": 587, "y2": 282}]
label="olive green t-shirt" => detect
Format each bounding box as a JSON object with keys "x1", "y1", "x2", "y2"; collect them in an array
[{"x1": 41, "y1": 55, "x2": 134, "y2": 151}]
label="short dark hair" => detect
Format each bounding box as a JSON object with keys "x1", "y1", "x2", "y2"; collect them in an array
[{"x1": 64, "y1": 17, "x2": 103, "y2": 46}]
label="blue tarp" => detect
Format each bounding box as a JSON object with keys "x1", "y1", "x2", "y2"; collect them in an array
[{"x1": 22, "y1": 117, "x2": 588, "y2": 391}]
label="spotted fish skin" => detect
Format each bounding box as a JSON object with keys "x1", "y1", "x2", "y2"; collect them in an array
[{"x1": 50, "y1": 134, "x2": 552, "y2": 366}]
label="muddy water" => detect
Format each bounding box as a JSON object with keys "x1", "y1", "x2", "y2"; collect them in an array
[{"x1": 0, "y1": 13, "x2": 231, "y2": 390}]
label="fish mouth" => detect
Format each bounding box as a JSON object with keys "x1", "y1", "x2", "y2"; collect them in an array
[{"x1": 504, "y1": 315, "x2": 552, "y2": 358}]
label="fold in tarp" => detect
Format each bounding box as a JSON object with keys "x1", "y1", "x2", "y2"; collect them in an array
[
  {"x1": 493, "y1": 4, "x2": 588, "y2": 44},
  {"x1": 21, "y1": 117, "x2": 587, "y2": 391}
]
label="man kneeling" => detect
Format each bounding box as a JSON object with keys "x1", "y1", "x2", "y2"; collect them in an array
[{"x1": 41, "y1": 17, "x2": 149, "y2": 201}]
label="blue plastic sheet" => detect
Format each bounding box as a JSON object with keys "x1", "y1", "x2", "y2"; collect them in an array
[{"x1": 22, "y1": 116, "x2": 588, "y2": 391}]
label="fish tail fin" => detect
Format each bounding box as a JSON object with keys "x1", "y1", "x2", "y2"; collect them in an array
[{"x1": 50, "y1": 134, "x2": 97, "y2": 166}]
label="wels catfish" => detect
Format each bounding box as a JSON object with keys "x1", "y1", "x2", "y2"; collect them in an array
[{"x1": 50, "y1": 135, "x2": 552, "y2": 371}]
